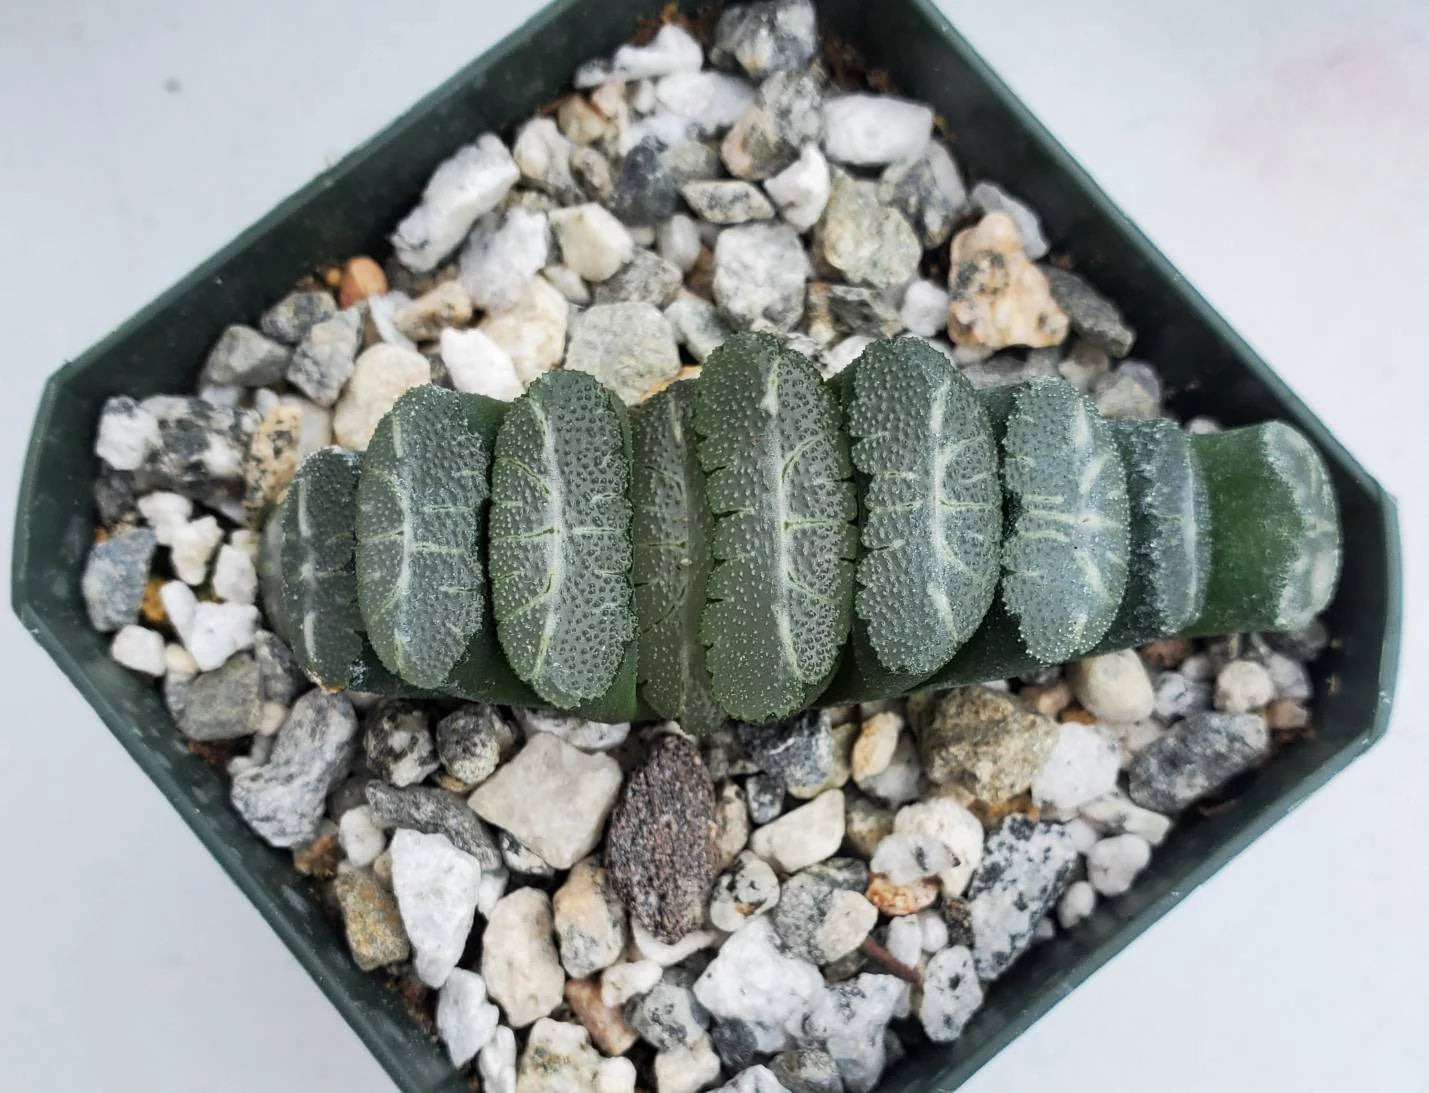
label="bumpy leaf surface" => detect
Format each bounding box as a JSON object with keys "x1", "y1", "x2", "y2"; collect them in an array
[
  {"x1": 488, "y1": 370, "x2": 635, "y2": 708},
  {"x1": 1095, "y1": 418, "x2": 1210, "y2": 649},
  {"x1": 356, "y1": 385, "x2": 495, "y2": 688},
  {"x1": 694, "y1": 332, "x2": 857, "y2": 723},
  {"x1": 845, "y1": 337, "x2": 1001, "y2": 678},
  {"x1": 1000, "y1": 377, "x2": 1130, "y2": 662},
  {"x1": 280, "y1": 448, "x2": 367, "y2": 687},
  {"x1": 1189, "y1": 422, "x2": 1340, "y2": 634},
  {"x1": 631, "y1": 381, "x2": 724, "y2": 734}
]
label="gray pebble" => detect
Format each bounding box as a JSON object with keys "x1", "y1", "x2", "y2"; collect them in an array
[
  {"x1": 286, "y1": 307, "x2": 363, "y2": 408},
  {"x1": 364, "y1": 701, "x2": 439, "y2": 788},
  {"x1": 178, "y1": 653, "x2": 264, "y2": 740},
  {"x1": 736, "y1": 709, "x2": 836, "y2": 795},
  {"x1": 817, "y1": 173, "x2": 921, "y2": 291},
  {"x1": 627, "y1": 977, "x2": 711, "y2": 1050},
  {"x1": 253, "y1": 630, "x2": 306, "y2": 705},
  {"x1": 565, "y1": 301, "x2": 680, "y2": 405},
  {"x1": 435, "y1": 705, "x2": 511, "y2": 786},
  {"x1": 712, "y1": 0, "x2": 818, "y2": 79},
  {"x1": 713, "y1": 221, "x2": 811, "y2": 331},
  {"x1": 606, "y1": 139, "x2": 680, "y2": 227},
  {"x1": 682, "y1": 179, "x2": 775, "y2": 224},
  {"x1": 1265, "y1": 618, "x2": 1330, "y2": 661},
  {"x1": 230, "y1": 690, "x2": 359, "y2": 848},
  {"x1": 710, "y1": 1019, "x2": 762, "y2": 1073},
  {"x1": 499, "y1": 829, "x2": 556, "y2": 878},
  {"x1": 592, "y1": 248, "x2": 684, "y2": 307},
  {"x1": 136, "y1": 396, "x2": 257, "y2": 499},
  {"x1": 364, "y1": 780, "x2": 502, "y2": 870},
  {"x1": 203, "y1": 325, "x2": 291, "y2": 387},
  {"x1": 771, "y1": 1046, "x2": 843, "y2": 1093},
  {"x1": 666, "y1": 291, "x2": 734, "y2": 363},
  {"x1": 745, "y1": 772, "x2": 786, "y2": 824},
  {"x1": 664, "y1": 139, "x2": 726, "y2": 184},
  {"x1": 1042, "y1": 266, "x2": 1135, "y2": 357},
  {"x1": 800, "y1": 857, "x2": 870, "y2": 893},
  {"x1": 260, "y1": 290, "x2": 337, "y2": 345},
  {"x1": 81, "y1": 526, "x2": 156, "y2": 632},
  {"x1": 722, "y1": 68, "x2": 824, "y2": 180},
  {"x1": 826, "y1": 285, "x2": 903, "y2": 338},
  {"x1": 969, "y1": 181, "x2": 1049, "y2": 259},
  {"x1": 1128, "y1": 711, "x2": 1270, "y2": 813},
  {"x1": 878, "y1": 155, "x2": 962, "y2": 248},
  {"x1": 965, "y1": 816, "x2": 1078, "y2": 980}
]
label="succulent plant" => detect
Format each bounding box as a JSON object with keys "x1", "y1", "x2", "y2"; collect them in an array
[{"x1": 265, "y1": 334, "x2": 1341, "y2": 727}]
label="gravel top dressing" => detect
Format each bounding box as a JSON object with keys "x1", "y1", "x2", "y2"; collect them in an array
[{"x1": 73, "y1": 2, "x2": 1345, "y2": 1091}]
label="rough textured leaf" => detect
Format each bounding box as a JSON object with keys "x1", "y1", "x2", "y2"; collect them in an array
[
  {"x1": 488, "y1": 369, "x2": 635, "y2": 709},
  {"x1": 259, "y1": 502, "x2": 294, "y2": 644},
  {"x1": 1188, "y1": 422, "x2": 1340, "y2": 634},
  {"x1": 999, "y1": 377, "x2": 1130, "y2": 662},
  {"x1": 695, "y1": 331, "x2": 857, "y2": 723},
  {"x1": 632, "y1": 381, "x2": 724, "y2": 735},
  {"x1": 1094, "y1": 418, "x2": 1210, "y2": 649},
  {"x1": 357, "y1": 385, "x2": 493, "y2": 688},
  {"x1": 280, "y1": 448, "x2": 368, "y2": 687},
  {"x1": 846, "y1": 337, "x2": 1001, "y2": 677}
]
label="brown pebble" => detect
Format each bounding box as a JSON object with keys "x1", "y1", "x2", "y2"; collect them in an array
[
  {"x1": 334, "y1": 869, "x2": 411, "y2": 972},
  {"x1": 605, "y1": 734, "x2": 722, "y2": 944},
  {"x1": 1265, "y1": 698, "x2": 1310, "y2": 732},
  {"x1": 1020, "y1": 679, "x2": 1073, "y2": 719},
  {"x1": 866, "y1": 873, "x2": 938, "y2": 916},
  {"x1": 242, "y1": 404, "x2": 302, "y2": 526},
  {"x1": 1140, "y1": 638, "x2": 1194, "y2": 670},
  {"x1": 965, "y1": 792, "x2": 1040, "y2": 828},
  {"x1": 293, "y1": 828, "x2": 344, "y2": 878},
  {"x1": 1059, "y1": 703, "x2": 1097, "y2": 725},
  {"x1": 941, "y1": 898, "x2": 975, "y2": 948},
  {"x1": 140, "y1": 577, "x2": 168, "y2": 627},
  {"x1": 564, "y1": 977, "x2": 638, "y2": 1056},
  {"x1": 338, "y1": 256, "x2": 388, "y2": 308},
  {"x1": 321, "y1": 265, "x2": 344, "y2": 289}
]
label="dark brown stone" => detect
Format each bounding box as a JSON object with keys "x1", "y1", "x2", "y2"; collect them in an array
[{"x1": 605, "y1": 734, "x2": 722, "y2": 943}]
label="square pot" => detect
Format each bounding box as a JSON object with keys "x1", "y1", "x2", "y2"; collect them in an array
[{"x1": 11, "y1": 1, "x2": 1401, "y2": 1090}]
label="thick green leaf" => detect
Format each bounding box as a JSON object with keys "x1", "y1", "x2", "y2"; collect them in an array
[
  {"x1": 846, "y1": 337, "x2": 1001, "y2": 677},
  {"x1": 1094, "y1": 418, "x2": 1210, "y2": 650},
  {"x1": 488, "y1": 369, "x2": 635, "y2": 709},
  {"x1": 280, "y1": 448, "x2": 369, "y2": 688},
  {"x1": 998, "y1": 377, "x2": 1130, "y2": 662},
  {"x1": 357, "y1": 385, "x2": 494, "y2": 688},
  {"x1": 631, "y1": 381, "x2": 723, "y2": 735},
  {"x1": 1188, "y1": 422, "x2": 1340, "y2": 634},
  {"x1": 259, "y1": 501, "x2": 294, "y2": 644},
  {"x1": 694, "y1": 331, "x2": 857, "y2": 723}
]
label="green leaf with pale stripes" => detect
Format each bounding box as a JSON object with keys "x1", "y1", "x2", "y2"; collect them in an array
[
  {"x1": 694, "y1": 332, "x2": 857, "y2": 723},
  {"x1": 280, "y1": 448, "x2": 368, "y2": 688},
  {"x1": 356, "y1": 385, "x2": 496, "y2": 689},
  {"x1": 488, "y1": 369, "x2": 635, "y2": 709},
  {"x1": 1188, "y1": 422, "x2": 1340, "y2": 634},
  {"x1": 1000, "y1": 377, "x2": 1130, "y2": 662},
  {"x1": 632, "y1": 381, "x2": 724, "y2": 735},
  {"x1": 846, "y1": 337, "x2": 1001, "y2": 678},
  {"x1": 1094, "y1": 417, "x2": 1210, "y2": 650}
]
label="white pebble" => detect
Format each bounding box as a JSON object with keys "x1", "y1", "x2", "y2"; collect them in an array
[
  {"x1": 871, "y1": 831, "x2": 950, "y2": 886},
  {"x1": 1087, "y1": 834, "x2": 1152, "y2": 897},
  {"x1": 550, "y1": 204, "x2": 635, "y2": 282},
  {"x1": 137, "y1": 492, "x2": 192, "y2": 545},
  {"x1": 919, "y1": 909, "x2": 950, "y2": 954},
  {"x1": 211, "y1": 544, "x2": 257, "y2": 604},
  {"x1": 391, "y1": 134, "x2": 520, "y2": 273},
  {"x1": 460, "y1": 207, "x2": 550, "y2": 313},
  {"x1": 821, "y1": 334, "x2": 875, "y2": 378},
  {"x1": 278, "y1": 394, "x2": 334, "y2": 458},
  {"x1": 159, "y1": 580, "x2": 197, "y2": 643},
  {"x1": 611, "y1": 24, "x2": 703, "y2": 80},
  {"x1": 822, "y1": 94, "x2": 934, "y2": 166},
  {"x1": 95, "y1": 399, "x2": 161, "y2": 471},
  {"x1": 762, "y1": 144, "x2": 831, "y2": 231},
  {"x1": 479, "y1": 1025, "x2": 517, "y2": 1093},
  {"x1": 440, "y1": 328, "x2": 523, "y2": 401},
  {"x1": 1061, "y1": 817, "x2": 1101, "y2": 855},
  {"x1": 164, "y1": 643, "x2": 198, "y2": 678},
  {"x1": 228, "y1": 528, "x2": 261, "y2": 562},
  {"x1": 171, "y1": 516, "x2": 224, "y2": 586},
  {"x1": 338, "y1": 806, "x2": 387, "y2": 867},
  {"x1": 900, "y1": 279, "x2": 951, "y2": 338},
  {"x1": 542, "y1": 264, "x2": 590, "y2": 305},
  {"x1": 1032, "y1": 721, "x2": 1122, "y2": 819},
  {"x1": 1068, "y1": 651, "x2": 1155, "y2": 724},
  {"x1": 436, "y1": 969, "x2": 501, "y2": 1067},
  {"x1": 601, "y1": 960, "x2": 664, "y2": 1008},
  {"x1": 110, "y1": 625, "x2": 165, "y2": 676},
  {"x1": 332, "y1": 344, "x2": 432, "y2": 450},
  {"x1": 655, "y1": 71, "x2": 755, "y2": 136},
  {"x1": 366, "y1": 292, "x2": 418, "y2": 351},
  {"x1": 1265, "y1": 652, "x2": 1312, "y2": 702},
  {"x1": 1215, "y1": 660, "x2": 1276, "y2": 713},
  {"x1": 894, "y1": 796, "x2": 984, "y2": 898},
  {"x1": 1078, "y1": 792, "x2": 1174, "y2": 846},
  {"x1": 391, "y1": 828, "x2": 484, "y2": 988},
  {"x1": 1057, "y1": 881, "x2": 1096, "y2": 930},
  {"x1": 186, "y1": 601, "x2": 260, "y2": 671},
  {"x1": 657, "y1": 214, "x2": 703, "y2": 272}
]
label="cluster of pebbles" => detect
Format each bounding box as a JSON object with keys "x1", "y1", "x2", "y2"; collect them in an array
[{"x1": 78, "y1": 2, "x2": 1328, "y2": 1090}]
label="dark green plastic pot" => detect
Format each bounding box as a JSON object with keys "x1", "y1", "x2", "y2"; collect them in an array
[{"x1": 11, "y1": 1, "x2": 1401, "y2": 1090}]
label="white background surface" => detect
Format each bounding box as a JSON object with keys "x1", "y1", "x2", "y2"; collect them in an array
[{"x1": 1, "y1": 1, "x2": 1424, "y2": 1089}]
